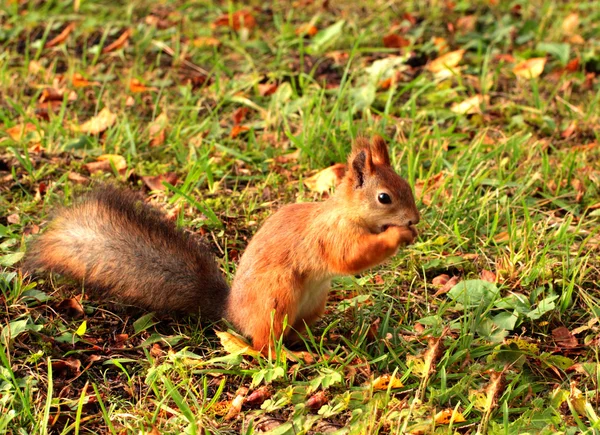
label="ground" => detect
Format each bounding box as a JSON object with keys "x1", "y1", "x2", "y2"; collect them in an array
[{"x1": 1, "y1": 0, "x2": 600, "y2": 434}]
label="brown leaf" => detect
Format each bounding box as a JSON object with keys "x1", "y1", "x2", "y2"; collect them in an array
[
  {"x1": 571, "y1": 179, "x2": 585, "y2": 202},
  {"x1": 83, "y1": 154, "x2": 127, "y2": 175},
  {"x1": 102, "y1": 29, "x2": 132, "y2": 53},
  {"x1": 561, "y1": 121, "x2": 577, "y2": 139},
  {"x1": 72, "y1": 73, "x2": 100, "y2": 87},
  {"x1": 433, "y1": 276, "x2": 459, "y2": 297},
  {"x1": 148, "y1": 113, "x2": 168, "y2": 147},
  {"x1": 245, "y1": 386, "x2": 272, "y2": 406},
  {"x1": 562, "y1": 13, "x2": 579, "y2": 35},
  {"x1": 142, "y1": 173, "x2": 178, "y2": 191},
  {"x1": 513, "y1": 58, "x2": 546, "y2": 79},
  {"x1": 52, "y1": 357, "x2": 82, "y2": 378},
  {"x1": 213, "y1": 10, "x2": 255, "y2": 31},
  {"x1": 432, "y1": 37, "x2": 449, "y2": 53},
  {"x1": 230, "y1": 125, "x2": 250, "y2": 139},
  {"x1": 456, "y1": 15, "x2": 476, "y2": 33},
  {"x1": 225, "y1": 387, "x2": 248, "y2": 420},
  {"x1": 232, "y1": 107, "x2": 249, "y2": 125},
  {"x1": 6, "y1": 123, "x2": 40, "y2": 142},
  {"x1": 68, "y1": 172, "x2": 89, "y2": 184},
  {"x1": 306, "y1": 391, "x2": 328, "y2": 412},
  {"x1": 296, "y1": 24, "x2": 318, "y2": 37},
  {"x1": 480, "y1": 270, "x2": 496, "y2": 283},
  {"x1": 45, "y1": 23, "x2": 76, "y2": 48},
  {"x1": 114, "y1": 333, "x2": 129, "y2": 343},
  {"x1": 129, "y1": 78, "x2": 157, "y2": 93},
  {"x1": 258, "y1": 83, "x2": 278, "y2": 96},
  {"x1": 432, "y1": 274, "x2": 450, "y2": 286},
  {"x1": 304, "y1": 163, "x2": 346, "y2": 193},
  {"x1": 7, "y1": 213, "x2": 20, "y2": 224},
  {"x1": 383, "y1": 33, "x2": 410, "y2": 49},
  {"x1": 493, "y1": 231, "x2": 510, "y2": 243},
  {"x1": 192, "y1": 36, "x2": 221, "y2": 48},
  {"x1": 566, "y1": 57, "x2": 580, "y2": 72},
  {"x1": 552, "y1": 326, "x2": 578, "y2": 349},
  {"x1": 56, "y1": 297, "x2": 85, "y2": 318},
  {"x1": 75, "y1": 107, "x2": 117, "y2": 135}
]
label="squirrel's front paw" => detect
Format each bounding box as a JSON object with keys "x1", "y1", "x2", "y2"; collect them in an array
[{"x1": 383, "y1": 225, "x2": 416, "y2": 250}]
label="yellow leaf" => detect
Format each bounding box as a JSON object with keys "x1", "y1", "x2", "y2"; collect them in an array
[
  {"x1": 435, "y1": 408, "x2": 466, "y2": 424},
  {"x1": 6, "y1": 123, "x2": 42, "y2": 142},
  {"x1": 562, "y1": 13, "x2": 579, "y2": 35},
  {"x1": 427, "y1": 49, "x2": 465, "y2": 73},
  {"x1": 216, "y1": 330, "x2": 261, "y2": 358},
  {"x1": 75, "y1": 320, "x2": 87, "y2": 337},
  {"x1": 192, "y1": 37, "x2": 221, "y2": 48},
  {"x1": 451, "y1": 94, "x2": 489, "y2": 115},
  {"x1": 303, "y1": 163, "x2": 346, "y2": 193},
  {"x1": 513, "y1": 58, "x2": 546, "y2": 79},
  {"x1": 371, "y1": 374, "x2": 404, "y2": 390},
  {"x1": 97, "y1": 154, "x2": 127, "y2": 171},
  {"x1": 75, "y1": 107, "x2": 117, "y2": 134}
]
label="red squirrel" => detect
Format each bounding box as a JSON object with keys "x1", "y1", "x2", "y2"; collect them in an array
[{"x1": 25, "y1": 136, "x2": 420, "y2": 355}]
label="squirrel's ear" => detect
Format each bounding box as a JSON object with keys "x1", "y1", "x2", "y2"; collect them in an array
[
  {"x1": 348, "y1": 138, "x2": 374, "y2": 188},
  {"x1": 370, "y1": 135, "x2": 391, "y2": 166}
]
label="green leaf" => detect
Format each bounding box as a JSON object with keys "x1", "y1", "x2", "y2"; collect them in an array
[
  {"x1": 492, "y1": 310, "x2": 519, "y2": 331},
  {"x1": 536, "y1": 42, "x2": 570, "y2": 65},
  {"x1": 526, "y1": 295, "x2": 558, "y2": 320},
  {"x1": 308, "y1": 20, "x2": 345, "y2": 54},
  {"x1": 0, "y1": 252, "x2": 25, "y2": 267},
  {"x1": 133, "y1": 313, "x2": 157, "y2": 334},
  {"x1": 448, "y1": 279, "x2": 500, "y2": 308}
]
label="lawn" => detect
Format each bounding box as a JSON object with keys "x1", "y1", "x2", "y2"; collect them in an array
[{"x1": 1, "y1": 0, "x2": 600, "y2": 433}]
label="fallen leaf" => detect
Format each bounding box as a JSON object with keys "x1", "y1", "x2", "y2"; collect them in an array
[
  {"x1": 456, "y1": 15, "x2": 476, "y2": 33},
  {"x1": 552, "y1": 326, "x2": 578, "y2": 349},
  {"x1": 6, "y1": 123, "x2": 40, "y2": 141},
  {"x1": 148, "y1": 113, "x2": 168, "y2": 147},
  {"x1": 45, "y1": 23, "x2": 76, "y2": 48},
  {"x1": 68, "y1": 172, "x2": 89, "y2": 184},
  {"x1": 28, "y1": 60, "x2": 44, "y2": 74},
  {"x1": 52, "y1": 357, "x2": 82, "y2": 378},
  {"x1": 142, "y1": 173, "x2": 178, "y2": 191},
  {"x1": 451, "y1": 94, "x2": 488, "y2": 115},
  {"x1": 102, "y1": 29, "x2": 132, "y2": 53},
  {"x1": 569, "y1": 34, "x2": 585, "y2": 45},
  {"x1": 72, "y1": 73, "x2": 100, "y2": 87},
  {"x1": 561, "y1": 121, "x2": 577, "y2": 139},
  {"x1": 7, "y1": 214, "x2": 20, "y2": 224},
  {"x1": 213, "y1": 10, "x2": 255, "y2": 31},
  {"x1": 562, "y1": 13, "x2": 579, "y2": 35},
  {"x1": 435, "y1": 409, "x2": 467, "y2": 424},
  {"x1": 493, "y1": 231, "x2": 510, "y2": 243},
  {"x1": 258, "y1": 83, "x2": 278, "y2": 96},
  {"x1": 129, "y1": 78, "x2": 157, "y2": 93},
  {"x1": 383, "y1": 33, "x2": 410, "y2": 49},
  {"x1": 225, "y1": 387, "x2": 248, "y2": 420},
  {"x1": 480, "y1": 270, "x2": 496, "y2": 283},
  {"x1": 192, "y1": 37, "x2": 221, "y2": 48},
  {"x1": 571, "y1": 179, "x2": 585, "y2": 202},
  {"x1": 216, "y1": 330, "x2": 261, "y2": 358},
  {"x1": 304, "y1": 163, "x2": 346, "y2": 193},
  {"x1": 433, "y1": 276, "x2": 459, "y2": 297},
  {"x1": 56, "y1": 297, "x2": 85, "y2": 318},
  {"x1": 566, "y1": 57, "x2": 580, "y2": 72},
  {"x1": 306, "y1": 391, "x2": 328, "y2": 412},
  {"x1": 75, "y1": 107, "x2": 117, "y2": 135},
  {"x1": 432, "y1": 37, "x2": 449, "y2": 53},
  {"x1": 495, "y1": 53, "x2": 515, "y2": 63},
  {"x1": 432, "y1": 274, "x2": 450, "y2": 286},
  {"x1": 245, "y1": 386, "x2": 272, "y2": 406},
  {"x1": 230, "y1": 125, "x2": 250, "y2": 139},
  {"x1": 114, "y1": 333, "x2": 128, "y2": 343},
  {"x1": 232, "y1": 107, "x2": 249, "y2": 125},
  {"x1": 513, "y1": 57, "x2": 546, "y2": 79},
  {"x1": 427, "y1": 49, "x2": 465, "y2": 73},
  {"x1": 296, "y1": 24, "x2": 318, "y2": 37},
  {"x1": 372, "y1": 374, "x2": 403, "y2": 390},
  {"x1": 274, "y1": 149, "x2": 300, "y2": 164},
  {"x1": 83, "y1": 154, "x2": 127, "y2": 175}
]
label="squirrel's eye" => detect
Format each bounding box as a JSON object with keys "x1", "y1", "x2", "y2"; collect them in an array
[{"x1": 378, "y1": 193, "x2": 392, "y2": 204}]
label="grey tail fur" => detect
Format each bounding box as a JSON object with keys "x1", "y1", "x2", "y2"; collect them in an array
[{"x1": 23, "y1": 185, "x2": 230, "y2": 320}]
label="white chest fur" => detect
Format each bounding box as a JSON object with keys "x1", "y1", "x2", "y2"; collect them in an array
[{"x1": 297, "y1": 277, "x2": 332, "y2": 320}]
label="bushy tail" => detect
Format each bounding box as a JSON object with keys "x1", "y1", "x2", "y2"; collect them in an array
[{"x1": 24, "y1": 185, "x2": 230, "y2": 319}]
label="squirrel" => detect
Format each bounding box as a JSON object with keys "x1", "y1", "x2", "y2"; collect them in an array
[{"x1": 24, "y1": 135, "x2": 420, "y2": 355}]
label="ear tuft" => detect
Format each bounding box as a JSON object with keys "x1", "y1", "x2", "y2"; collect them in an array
[
  {"x1": 370, "y1": 135, "x2": 391, "y2": 166},
  {"x1": 351, "y1": 150, "x2": 367, "y2": 188}
]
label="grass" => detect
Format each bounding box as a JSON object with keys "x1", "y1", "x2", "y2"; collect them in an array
[{"x1": 1, "y1": 0, "x2": 600, "y2": 433}]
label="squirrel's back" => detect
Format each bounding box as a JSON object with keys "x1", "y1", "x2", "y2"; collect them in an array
[{"x1": 24, "y1": 185, "x2": 229, "y2": 319}]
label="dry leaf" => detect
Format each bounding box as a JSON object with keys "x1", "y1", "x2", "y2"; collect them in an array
[
  {"x1": 306, "y1": 391, "x2": 328, "y2": 412},
  {"x1": 258, "y1": 83, "x2": 278, "y2": 96},
  {"x1": 232, "y1": 107, "x2": 249, "y2": 125},
  {"x1": 68, "y1": 172, "x2": 89, "y2": 184},
  {"x1": 451, "y1": 94, "x2": 488, "y2": 115},
  {"x1": 435, "y1": 409, "x2": 467, "y2": 424},
  {"x1": 562, "y1": 13, "x2": 579, "y2": 35},
  {"x1": 432, "y1": 37, "x2": 449, "y2": 53},
  {"x1": 296, "y1": 24, "x2": 318, "y2": 37},
  {"x1": 129, "y1": 78, "x2": 157, "y2": 93},
  {"x1": 216, "y1": 330, "x2": 261, "y2": 357},
  {"x1": 456, "y1": 15, "x2": 476, "y2": 33},
  {"x1": 245, "y1": 386, "x2": 272, "y2": 406},
  {"x1": 213, "y1": 10, "x2": 255, "y2": 31},
  {"x1": 6, "y1": 123, "x2": 40, "y2": 141},
  {"x1": 45, "y1": 23, "x2": 76, "y2": 48},
  {"x1": 83, "y1": 154, "x2": 127, "y2": 174},
  {"x1": 56, "y1": 297, "x2": 85, "y2": 318},
  {"x1": 102, "y1": 29, "x2": 132, "y2": 53},
  {"x1": 513, "y1": 58, "x2": 546, "y2": 79},
  {"x1": 304, "y1": 163, "x2": 346, "y2": 193},
  {"x1": 434, "y1": 276, "x2": 459, "y2": 297},
  {"x1": 493, "y1": 231, "x2": 510, "y2": 243},
  {"x1": 142, "y1": 173, "x2": 178, "y2": 191},
  {"x1": 480, "y1": 270, "x2": 496, "y2": 283},
  {"x1": 148, "y1": 113, "x2": 168, "y2": 147},
  {"x1": 427, "y1": 49, "x2": 465, "y2": 73},
  {"x1": 72, "y1": 73, "x2": 100, "y2": 87},
  {"x1": 230, "y1": 125, "x2": 250, "y2": 139},
  {"x1": 192, "y1": 37, "x2": 221, "y2": 48},
  {"x1": 383, "y1": 33, "x2": 410, "y2": 49},
  {"x1": 552, "y1": 326, "x2": 578, "y2": 349},
  {"x1": 75, "y1": 107, "x2": 117, "y2": 135},
  {"x1": 372, "y1": 374, "x2": 404, "y2": 390},
  {"x1": 571, "y1": 179, "x2": 585, "y2": 202},
  {"x1": 561, "y1": 121, "x2": 577, "y2": 139},
  {"x1": 225, "y1": 387, "x2": 248, "y2": 420},
  {"x1": 7, "y1": 214, "x2": 20, "y2": 224},
  {"x1": 432, "y1": 274, "x2": 450, "y2": 286}
]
